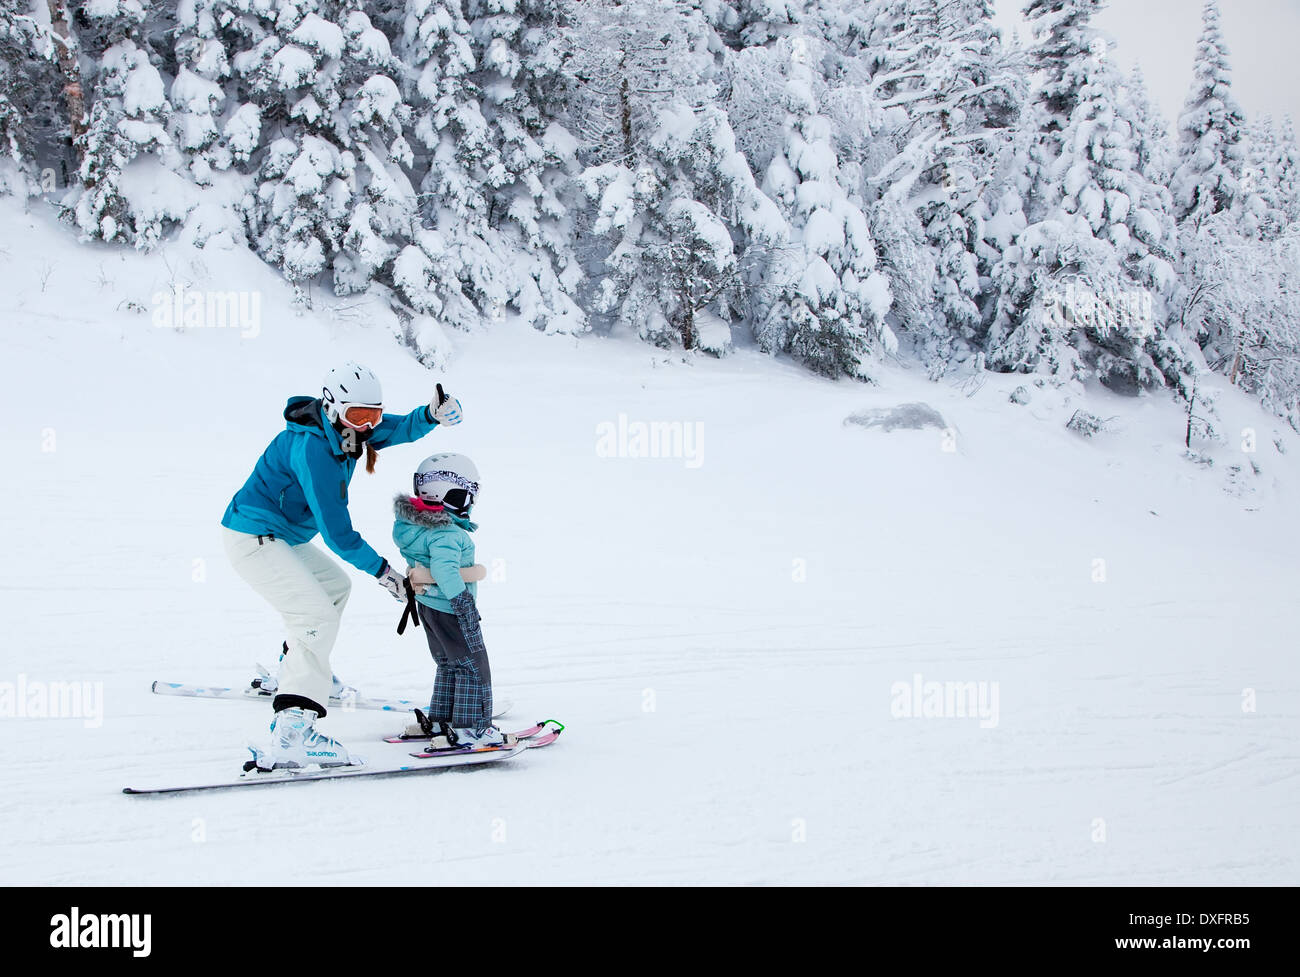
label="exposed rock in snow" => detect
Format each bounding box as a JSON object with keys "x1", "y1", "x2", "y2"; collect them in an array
[{"x1": 844, "y1": 402, "x2": 947, "y2": 433}]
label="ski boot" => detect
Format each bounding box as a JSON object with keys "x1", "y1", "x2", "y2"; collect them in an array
[
  {"x1": 245, "y1": 707, "x2": 361, "y2": 772},
  {"x1": 449, "y1": 724, "x2": 518, "y2": 751},
  {"x1": 249, "y1": 643, "x2": 355, "y2": 700}
]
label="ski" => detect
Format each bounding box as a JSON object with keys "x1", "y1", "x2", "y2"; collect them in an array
[
  {"x1": 122, "y1": 722, "x2": 562, "y2": 795},
  {"x1": 398, "y1": 720, "x2": 564, "y2": 753},
  {"x1": 382, "y1": 717, "x2": 552, "y2": 744},
  {"x1": 151, "y1": 681, "x2": 512, "y2": 719}
]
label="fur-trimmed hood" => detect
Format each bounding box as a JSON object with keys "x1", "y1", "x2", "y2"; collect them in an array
[{"x1": 393, "y1": 493, "x2": 477, "y2": 532}]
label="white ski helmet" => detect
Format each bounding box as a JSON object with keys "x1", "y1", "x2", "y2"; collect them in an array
[
  {"x1": 413, "y1": 453, "x2": 480, "y2": 516},
  {"x1": 322, "y1": 361, "x2": 383, "y2": 430}
]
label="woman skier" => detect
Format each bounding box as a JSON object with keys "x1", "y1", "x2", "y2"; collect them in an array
[
  {"x1": 393, "y1": 452, "x2": 512, "y2": 750},
  {"x1": 221, "y1": 361, "x2": 463, "y2": 770}
]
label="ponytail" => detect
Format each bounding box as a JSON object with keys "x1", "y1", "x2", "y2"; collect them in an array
[{"x1": 365, "y1": 443, "x2": 378, "y2": 474}]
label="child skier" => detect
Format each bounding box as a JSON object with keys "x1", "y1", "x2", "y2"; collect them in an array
[{"x1": 393, "y1": 452, "x2": 512, "y2": 750}]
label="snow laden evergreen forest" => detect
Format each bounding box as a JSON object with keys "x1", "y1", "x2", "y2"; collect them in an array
[
  {"x1": 1, "y1": 0, "x2": 1299, "y2": 883},
  {"x1": 1, "y1": 0, "x2": 1298, "y2": 406}
]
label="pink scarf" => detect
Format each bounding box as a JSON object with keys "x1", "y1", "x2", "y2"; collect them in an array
[{"x1": 407, "y1": 496, "x2": 444, "y2": 513}]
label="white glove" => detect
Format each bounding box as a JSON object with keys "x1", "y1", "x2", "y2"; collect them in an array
[
  {"x1": 376, "y1": 561, "x2": 405, "y2": 602},
  {"x1": 432, "y1": 383, "x2": 463, "y2": 426}
]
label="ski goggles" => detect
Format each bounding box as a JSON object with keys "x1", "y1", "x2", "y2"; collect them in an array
[
  {"x1": 340, "y1": 404, "x2": 383, "y2": 430},
  {"x1": 441, "y1": 488, "x2": 474, "y2": 513},
  {"x1": 413, "y1": 470, "x2": 480, "y2": 496}
]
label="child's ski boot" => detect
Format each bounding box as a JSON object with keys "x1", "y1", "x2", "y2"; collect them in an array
[
  {"x1": 404, "y1": 711, "x2": 518, "y2": 753},
  {"x1": 450, "y1": 724, "x2": 518, "y2": 751}
]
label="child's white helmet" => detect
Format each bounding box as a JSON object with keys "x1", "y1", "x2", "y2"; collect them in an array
[
  {"x1": 413, "y1": 453, "x2": 480, "y2": 516},
  {"x1": 322, "y1": 361, "x2": 383, "y2": 430}
]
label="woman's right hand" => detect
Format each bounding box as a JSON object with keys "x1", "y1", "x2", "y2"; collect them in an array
[{"x1": 376, "y1": 561, "x2": 406, "y2": 602}]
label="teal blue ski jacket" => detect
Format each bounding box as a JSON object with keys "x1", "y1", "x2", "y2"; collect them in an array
[{"x1": 222, "y1": 396, "x2": 438, "y2": 575}]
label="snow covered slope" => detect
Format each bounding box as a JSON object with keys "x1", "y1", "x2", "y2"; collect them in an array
[{"x1": 2, "y1": 197, "x2": 1298, "y2": 883}]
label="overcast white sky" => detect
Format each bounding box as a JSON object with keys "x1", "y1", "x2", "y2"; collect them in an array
[{"x1": 991, "y1": 0, "x2": 1300, "y2": 128}]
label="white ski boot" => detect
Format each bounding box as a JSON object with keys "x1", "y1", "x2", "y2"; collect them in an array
[
  {"x1": 450, "y1": 724, "x2": 517, "y2": 751},
  {"x1": 405, "y1": 712, "x2": 517, "y2": 752},
  {"x1": 250, "y1": 661, "x2": 278, "y2": 695},
  {"x1": 332, "y1": 677, "x2": 359, "y2": 700},
  {"x1": 249, "y1": 644, "x2": 354, "y2": 701},
  {"x1": 247, "y1": 707, "x2": 360, "y2": 771}
]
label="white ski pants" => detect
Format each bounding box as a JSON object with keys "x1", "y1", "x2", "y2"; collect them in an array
[{"x1": 222, "y1": 527, "x2": 351, "y2": 713}]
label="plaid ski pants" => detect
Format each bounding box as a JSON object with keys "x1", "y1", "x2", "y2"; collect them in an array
[{"x1": 416, "y1": 604, "x2": 493, "y2": 729}]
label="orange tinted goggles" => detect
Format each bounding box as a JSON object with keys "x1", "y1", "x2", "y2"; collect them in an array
[{"x1": 341, "y1": 404, "x2": 383, "y2": 430}]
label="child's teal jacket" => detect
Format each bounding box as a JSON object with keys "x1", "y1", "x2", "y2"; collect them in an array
[{"x1": 392, "y1": 494, "x2": 478, "y2": 613}]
